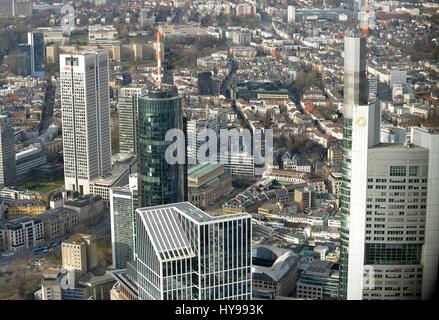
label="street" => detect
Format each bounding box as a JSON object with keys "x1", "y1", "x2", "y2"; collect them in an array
[{"x1": 0, "y1": 207, "x2": 111, "y2": 269}]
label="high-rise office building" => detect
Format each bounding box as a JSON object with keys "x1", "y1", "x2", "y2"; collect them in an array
[
  {"x1": 354, "y1": 0, "x2": 364, "y2": 18},
  {"x1": 16, "y1": 44, "x2": 32, "y2": 76},
  {"x1": 343, "y1": 109, "x2": 439, "y2": 300},
  {"x1": 410, "y1": 127, "x2": 439, "y2": 300},
  {"x1": 60, "y1": 50, "x2": 112, "y2": 195},
  {"x1": 134, "y1": 202, "x2": 252, "y2": 300},
  {"x1": 110, "y1": 174, "x2": 138, "y2": 269},
  {"x1": 137, "y1": 85, "x2": 186, "y2": 207},
  {"x1": 28, "y1": 31, "x2": 45, "y2": 77},
  {"x1": 287, "y1": 5, "x2": 296, "y2": 23},
  {"x1": 390, "y1": 69, "x2": 408, "y2": 88},
  {"x1": 0, "y1": 0, "x2": 13, "y2": 16},
  {"x1": 186, "y1": 109, "x2": 226, "y2": 164},
  {"x1": 0, "y1": 115, "x2": 16, "y2": 187},
  {"x1": 117, "y1": 85, "x2": 147, "y2": 155},
  {"x1": 340, "y1": 35, "x2": 439, "y2": 300},
  {"x1": 0, "y1": 0, "x2": 32, "y2": 17},
  {"x1": 343, "y1": 36, "x2": 368, "y2": 114},
  {"x1": 339, "y1": 35, "x2": 369, "y2": 298},
  {"x1": 13, "y1": 0, "x2": 32, "y2": 16},
  {"x1": 197, "y1": 71, "x2": 213, "y2": 96}
]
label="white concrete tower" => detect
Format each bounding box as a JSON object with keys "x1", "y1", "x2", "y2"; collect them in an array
[{"x1": 60, "y1": 50, "x2": 111, "y2": 195}]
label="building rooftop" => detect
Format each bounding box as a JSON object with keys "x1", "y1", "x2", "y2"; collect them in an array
[
  {"x1": 90, "y1": 165, "x2": 129, "y2": 187},
  {"x1": 302, "y1": 259, "x2": 339, "y2": 278},
  {"x1": 138, "y1": 202, "x2": 249, "y2": 224},
  {"x1": 188, "y1": 163, "x2": 223, "y2": 179},
  {"x1": 136, "y1": 202, "x2": 250, "y2": 262},
  {"x1": 6, "y1": 215, "x2": 41, "y2": 230},
  {"x1": 40, "y1": 207, "x2": 77, "y2": 220},
  {"x1": 371, "y1": 143, "x2": 426, "y2": 150},
  {"x1": 63, "y1": 233, "x2": 94, "y2": 246},
  {"x1": 252, "y1": 245, "x2": 300, "y2": 282}
]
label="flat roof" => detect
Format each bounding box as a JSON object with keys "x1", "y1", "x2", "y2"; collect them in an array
[
  {"x1": 371, "y1": 143, "x2": 426, "y2": 150},
  {"x1": 137, "y1": 202, "x2": 249, "y2": 224},
  {"x1": 91, "y1": 165, "x2": 129, "y2": 186},
  {"x1": 188, "y1": 163, "x2": 223, "y2": 179}
]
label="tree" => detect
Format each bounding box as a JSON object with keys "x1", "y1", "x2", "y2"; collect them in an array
[
  {"x1": 294, "y1": 68, "x2": 320, "y2": 97},
  {"x1": 96, "y1": 235, "x2": 112, "y2": 268}
]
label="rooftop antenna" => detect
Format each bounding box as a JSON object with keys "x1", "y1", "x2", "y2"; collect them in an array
[
  {"x1": 361, "y1": 0, "x2": 369, "y2": 36},
  {"x1": 156, "y1": 30, "x2": 162, "y2": 89}
]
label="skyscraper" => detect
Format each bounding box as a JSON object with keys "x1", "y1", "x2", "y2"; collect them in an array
[
  {"x1": 13, "y1": 0, "x2": 32, "y2": 16},
  {"x1": 28, "y1": 31, "x2": 45, "y2": 77},
  {"x1": 0, "y1": 115, "x2": 16, "y2": 186},
  {"x1": 411, "y1": 127, "x2": 439, "y2": 300},
  {"x1": 16, "y1": 44, "x2": 32, "y2": 76},
  {"x1": 134, "y1": 202, "x2": 252, "y2": 300},
  {"x1": 287, "y1": 6, "x2": 296, "y2": 23},
  {"x1": 186, "y1": 107, "x2": 229, "y2": 165},
  {"x1": 0, "y1": 0, "x2": 32, "y2": 17},
  {"x1": 339, "y1": 35, "x2": 369, "y2": 299},
  {"x1": 137, "y1": 85, "x2": 186, "y2": 207},
  {"x1": 60, "y1": 50, "x2": 112, "y2": 195},
  {"x1": 197, "y1": 71, "x2": 213, "y2": 96},
  {"x1": 110, "y1": 174, "x2": 138, "y2": 269},
  {"x1": 0, "y1": 0, "x2": 13, "y2": 16},
  {"x1": 343, "y1": 36, "x2": 368, "y2": 113},
  {"x1": 117, "y1": 85, "x2": 147, "y2": 155},
  {"x1": 340, "y1": 35, "x2": 439, "y2": 300}
]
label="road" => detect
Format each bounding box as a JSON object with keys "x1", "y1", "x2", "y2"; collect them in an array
[
  {"x1": 0, "y1": 208, "x2": 111, "y2": 268},
  {"x1": 39, "y1": 79, "x2": 55, "y2": 134}
]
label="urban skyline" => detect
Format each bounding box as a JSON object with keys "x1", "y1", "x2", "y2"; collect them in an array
[{"x1": 0, "y1": 0, "x2": 438, "y2": 304}]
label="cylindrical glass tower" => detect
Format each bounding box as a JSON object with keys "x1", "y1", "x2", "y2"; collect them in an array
[{"x1": 137, "y1": 85, "x2": 185, "y2": 207}]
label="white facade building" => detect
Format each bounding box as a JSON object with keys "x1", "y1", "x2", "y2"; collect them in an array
[
  {"x1": 2, "y1": 216, "x2": 44, "y2": 251},
  {"x1": 223, "y1": 151, "x2": 255, "y2": 179},
  {"x1": 60, "y1": 50, "x2": 111, "y2": 195},
  {"x1": 344, "y1": 80, "x2": 439, "y2": 300},
  {"x1": 287, "y1": 6, "x2": 296, "y2": 23},
  {"x1": 411, "y1": 127, "x2": 439, "y2": 300}
]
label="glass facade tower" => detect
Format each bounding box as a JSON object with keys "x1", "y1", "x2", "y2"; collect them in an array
[
  {"x1": 110, "y1": 174, "x2": 138, "y2": 269},
  {"x1": 0, "y1": 115, "x2": 17, "y2": 186},
  {"x1": 117, "y1": 86, "x2": 146, "y2": 155},
  {"x1": 28, "y1": 31, "x2": 45, "y2": 77},
  {"x1": 137, "y1": 85, "x2": 186, "y2": 207},
  {"x1": 339, "y1": 35, "x2": 368, "y2": 299},
  {"x1": 16, "y1": 44, "x2": 32, "y2": 76},
  {"x1": 339, "y1": 35, "x2": 439, "y2": 300},
  {"x1": 135, "y1": 202, "x2": 252, "y2": 300}
]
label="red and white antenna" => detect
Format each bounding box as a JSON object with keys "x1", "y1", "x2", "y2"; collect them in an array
[
  {"x1": 362, "y1": 0, "x2": 369, "y2": 36},
  {"x1": 156, "y1": 30, "x2": 162, "y2": 89}
]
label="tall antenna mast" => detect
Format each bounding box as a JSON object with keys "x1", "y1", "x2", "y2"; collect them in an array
[
  {"x1": 156, "y1": 30, "x2": 162, "y2": 89},
  {"x1": 362, "y1": 0, "x2": 369, "y2": 36}
]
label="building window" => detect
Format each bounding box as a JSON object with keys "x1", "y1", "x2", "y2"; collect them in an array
[
  {"x1": 409, "y1": 166, "x2": 419, "y2": 177},
  {"x1": 390, "y1": 166, "x2": 406, "y2": 177}
]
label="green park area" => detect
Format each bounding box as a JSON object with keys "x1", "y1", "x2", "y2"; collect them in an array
[{"x1": 19, "y1": 177, "x2": 65, "y2": 194}]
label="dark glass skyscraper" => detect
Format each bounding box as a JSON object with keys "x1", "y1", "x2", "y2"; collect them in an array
[
  {"x1": 137, "y1": 85, "x2": 186, "y2": 207},
  {"x1": 16, "y1": 44, "x2": 32, "y2": 76},
  {"x1": 28, "y1": 31, "x2": 45, "y2": 77},
  {"x1": 0, "y1": 115, "x2": 16, "y2": 186}
]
